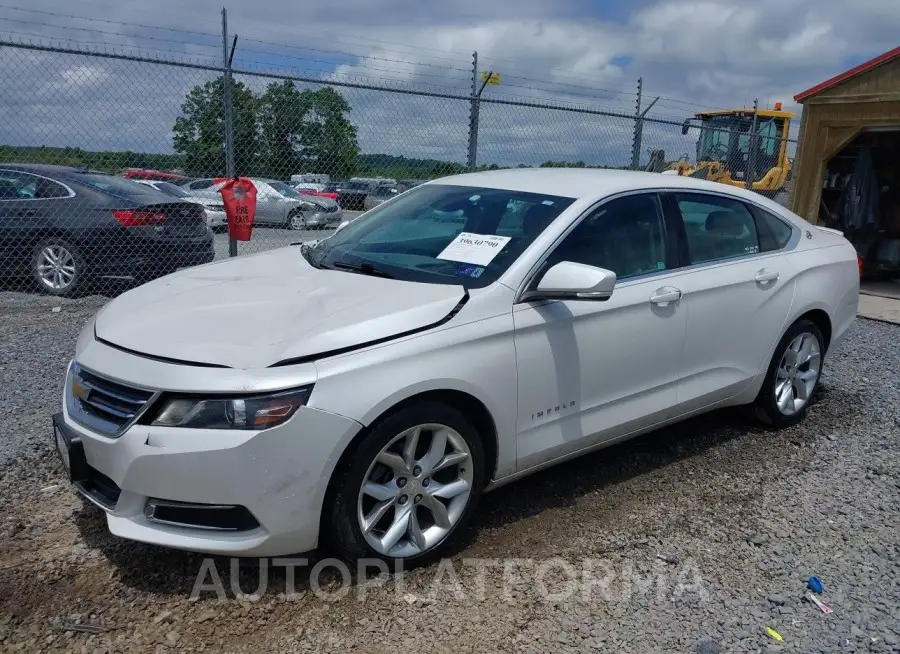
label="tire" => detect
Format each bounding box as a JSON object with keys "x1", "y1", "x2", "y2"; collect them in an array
[
  {"x1": 324, "y1": 401, "x2": 486, "y2": 569},
  {"x1": 30, "y1": 237, "x2": 86, "y2": 297},
  {"x1": 288, "y1": 211, "x2": 306, "y2": 231},
  {"x1": 753, "y1": 319, "x2": 825, "y2": 428}
]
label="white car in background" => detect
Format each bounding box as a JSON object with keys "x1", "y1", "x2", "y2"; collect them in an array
[
  {"x1": 134, "y1": 180, "x2": 228, "y2": 230},
  {"x1": 53, "y1": 169, "x2": 859, "y2": 567}
]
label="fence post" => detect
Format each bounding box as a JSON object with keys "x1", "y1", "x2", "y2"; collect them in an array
[
  {"x1": 467, "y1": 51, "x2": 479, "y2": 172},
  {"x1": 745, "y1": 98, "x2": 758, "y2": 191},
  {"x1": 222, "y1": 8, "x2": 237, "y2": 257},
  {"x1": 631, "y1": 77, "x2": 643, "y2": 170}
]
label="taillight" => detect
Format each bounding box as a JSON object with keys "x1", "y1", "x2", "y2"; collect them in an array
[
  {"x1": 112, "y1": 209, "x2": 167, "y2": 227},
  {"x1": 857, "y1": 253, "x2": 864, "y2": 278}
]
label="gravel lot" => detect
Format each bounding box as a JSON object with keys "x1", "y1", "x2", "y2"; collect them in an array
[{"x1": 1, "y1": 282, "x2": 899, "y2": 652}]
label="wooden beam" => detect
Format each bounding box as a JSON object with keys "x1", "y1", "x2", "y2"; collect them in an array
[
  {"x1": 807, "y1": 92, "x2": 900, "y2": 105},
  {"x1": 822, "y1": 126, "x2": 864, "y2": 161}
]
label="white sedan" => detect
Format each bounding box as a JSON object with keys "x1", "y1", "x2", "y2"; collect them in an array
[
  {"x1": 134, "y1": 180, "x2": 228, "y2": 230},
  {"x1": 53, "y1": 169, "x2": 859, "y2": 566}
]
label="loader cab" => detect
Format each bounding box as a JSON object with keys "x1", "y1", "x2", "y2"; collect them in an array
[{"x1": 693, "y1": 108, "x2": 794, "y2": 181}]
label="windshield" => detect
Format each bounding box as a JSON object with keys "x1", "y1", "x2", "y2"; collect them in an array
[
  {"x1": 152, "y1": 181, "x2": 190, "y2": 198},
  {"x1": 697, "y1": 115, "x2": 785, "y2": 166},
  {"x1": 268, "y1": 180, "x2": 302, "y2": 198},
  {"x1": 306, "y1": 183, "x2": 575, "y2": 289}
]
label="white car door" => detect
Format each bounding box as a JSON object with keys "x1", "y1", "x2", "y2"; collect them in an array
[
  {"x1": 512, "y1": 192, "x2": 689, "y2": 471},
  {"x1": 668, "y1": 191, "x2": 799, "y2": 411}
]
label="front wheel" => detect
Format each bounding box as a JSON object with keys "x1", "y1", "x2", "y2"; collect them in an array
[
  {"x1": 754, "y1": 319, "x2": 824, "y2": 427},
  {"x1": 288, "y1": 211, "x2": 307, "y2": 231},
  {"x1": 324, "y1": 401, "x2": 486, "y2": 568}
]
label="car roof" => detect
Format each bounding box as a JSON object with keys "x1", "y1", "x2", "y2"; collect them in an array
[
  {"x1": 0, "y1": 163, "x2": 101, "y2": 175},
  {"x1": 430, "y1": 168, "x2": 784, "y2": 207}
]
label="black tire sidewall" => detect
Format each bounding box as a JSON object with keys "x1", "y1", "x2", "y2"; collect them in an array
[
  {"x1": 755, "y1": 319, "x2": 824, "y2": 427},
  {"x1": 30, "y1": 237, "x2": 85, "y2": 297},
  {"x1": 326, "y1": 401, "x2": 487, "y2": 568}
]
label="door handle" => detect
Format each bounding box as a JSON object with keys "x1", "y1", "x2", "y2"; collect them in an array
[
  {"x1": 754, "y1": 269, "x2": 780, "y2": 283},
  {"x1": 649, "y1": 286, "x2": 682, "y2": 306}
]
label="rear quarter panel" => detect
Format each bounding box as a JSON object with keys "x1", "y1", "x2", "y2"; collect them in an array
[{"x1": 788, "y1": 230, "x2": 859, "y2": 357}]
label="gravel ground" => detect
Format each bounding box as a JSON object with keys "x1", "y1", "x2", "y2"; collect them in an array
[{"x1": 1, "y1": 291, "x2": 899, "y2": 652}]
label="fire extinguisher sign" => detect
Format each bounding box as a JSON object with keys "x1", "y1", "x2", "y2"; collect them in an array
[{"x1": 216, "y1": 177, "x2": 257, "y2": 241}]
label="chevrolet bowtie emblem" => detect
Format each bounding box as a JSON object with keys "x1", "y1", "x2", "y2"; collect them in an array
[{"x1": 72, "y1": 378, "x2": 90, "y2": 402}]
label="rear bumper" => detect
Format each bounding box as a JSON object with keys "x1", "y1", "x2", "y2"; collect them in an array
[{"x1": 93, "y1": 236, "x2": 215, "y2": 277}]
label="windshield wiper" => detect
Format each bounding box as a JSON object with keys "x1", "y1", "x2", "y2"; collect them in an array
[{"x1": 330, "y1": 261, "x2": 395, "y2": 279}]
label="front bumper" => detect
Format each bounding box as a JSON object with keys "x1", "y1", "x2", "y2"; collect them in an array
[
  {"x1": 56, "y1": 355, "x2": 362, "y2": 557},
  {"x1": 204, "y1": 209, "x2": 227, "y2": 228},
  {"x1": 304, "y1": 209, "x2": 343, "y2": 228}
]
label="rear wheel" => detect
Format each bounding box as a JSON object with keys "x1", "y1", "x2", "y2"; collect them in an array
[
  {"x1": 325, "y1": 401, "x2": 486, "y2": 568},
  {"x1": 754, "y1": 319, "x2": 824, "y2": 427},
  {"x1": 30, "y1": 237, "x2": 85, "y2": 297}
]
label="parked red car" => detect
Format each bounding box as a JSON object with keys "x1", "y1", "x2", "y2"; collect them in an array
[
  {"x1": 294, "y1": 182, "x2": 338, "y2": 201},
  {"x1": 121, "y1": 169, "x2": 188, "y2": 183}
]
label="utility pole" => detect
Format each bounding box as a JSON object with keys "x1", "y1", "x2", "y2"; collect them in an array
[
  {"x1": 222, "y1": 7, "x2": 237, "y2": 257},
  {"x1": 745, "y1": 98, "x2": 759, "y2": 191},
  {"x1": 630, "y1": 77, "x2": 659, "y2": 170}
]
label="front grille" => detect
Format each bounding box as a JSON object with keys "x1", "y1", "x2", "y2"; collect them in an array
[{"x1": 67, "y1": 363, "x2": 156, "y2": 437}]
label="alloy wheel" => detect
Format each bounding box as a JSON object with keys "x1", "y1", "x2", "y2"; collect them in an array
[
  {"x1": 289, "y1": 213, "x2": 307, "y2": 230},
  {"x1": 36, "y1": 244, "x2": 76, "y2": 290},
  {"x1": 774, "y1": 331, "x2": 821, "y2": 416},
  {"x1": 357, "y1": 423, "x2": 473, "y2": 558}
]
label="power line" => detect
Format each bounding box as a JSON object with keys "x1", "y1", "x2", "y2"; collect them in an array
[{"x1": 0, "y1": 3, "x2": 725, "y2": 113}]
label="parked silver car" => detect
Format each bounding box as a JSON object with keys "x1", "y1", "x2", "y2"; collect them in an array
[{"x1": 183, "y1": 178, "x2": 342, "y2": 230}]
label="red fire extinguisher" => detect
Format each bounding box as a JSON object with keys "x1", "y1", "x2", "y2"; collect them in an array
[{"x1": 216, "y1": 177, "x2": 257, "y2": 241}]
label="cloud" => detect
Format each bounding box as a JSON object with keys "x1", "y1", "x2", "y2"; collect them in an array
[{"x1": 0, "y1": 0, "x2": 897, "y2": 167}]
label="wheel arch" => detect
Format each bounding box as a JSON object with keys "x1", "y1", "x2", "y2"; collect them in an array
[
  {"x1": 788, "y1": 305, "x2": 833, "y2": 353},
  {"x1": 319, "y1": 387, "x2": 500, "y2": 538}
]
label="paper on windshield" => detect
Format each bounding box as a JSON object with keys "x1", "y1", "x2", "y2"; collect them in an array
[{"x1": 436, "y1": 232, "x2": 511, "y2": 266}]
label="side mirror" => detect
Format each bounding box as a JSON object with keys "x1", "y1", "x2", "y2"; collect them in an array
[
  {"x1": 681, "y1": 119, "x2": 691, "y2": 136},
  {"x1": 521, "y1": 261, "x2": 617, "y2": 302}
]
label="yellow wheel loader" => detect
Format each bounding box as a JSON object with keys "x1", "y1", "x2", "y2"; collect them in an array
[{"x1": 659, "y1": 106, "x2": 795, "y2": 199}]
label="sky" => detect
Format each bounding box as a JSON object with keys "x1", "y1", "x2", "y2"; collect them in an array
[{"x1": 0, "y1": 0, "x2": 898, "y2": 169}]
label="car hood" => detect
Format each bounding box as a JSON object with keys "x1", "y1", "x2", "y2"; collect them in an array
[
  {"x1": 94, "y1": 248, "x2": 466, "y2": 369},
  {"x1": 298, "y1": 195, "x2": 337, "y2": 210}
]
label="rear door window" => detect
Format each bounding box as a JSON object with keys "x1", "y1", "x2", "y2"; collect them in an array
[
  {"x1": 0, "y1": 170, "x2": 72, "y2": 200},
  {"x1": 674, "y1": 193, "x2": 761, "y2": 264}
]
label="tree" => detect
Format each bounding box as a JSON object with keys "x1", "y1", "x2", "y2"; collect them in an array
[
  {"x1": 173, "y1": 77, "x2": 258, "y2": 177},
  {"x1": 257, "y1": 80, "x2": 309, "y2": 179},
  {"x1": 258, "y1": 83, "x2": 360, "y2": 180}
]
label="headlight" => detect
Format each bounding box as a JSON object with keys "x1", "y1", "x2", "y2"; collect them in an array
[{"x1": 146, "y1": 387, "x2": 312, "y2": 430}]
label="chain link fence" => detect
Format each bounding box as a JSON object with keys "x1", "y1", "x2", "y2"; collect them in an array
[{"x1": 0, "y1": 38, "x2": 797, "y2": 298}]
